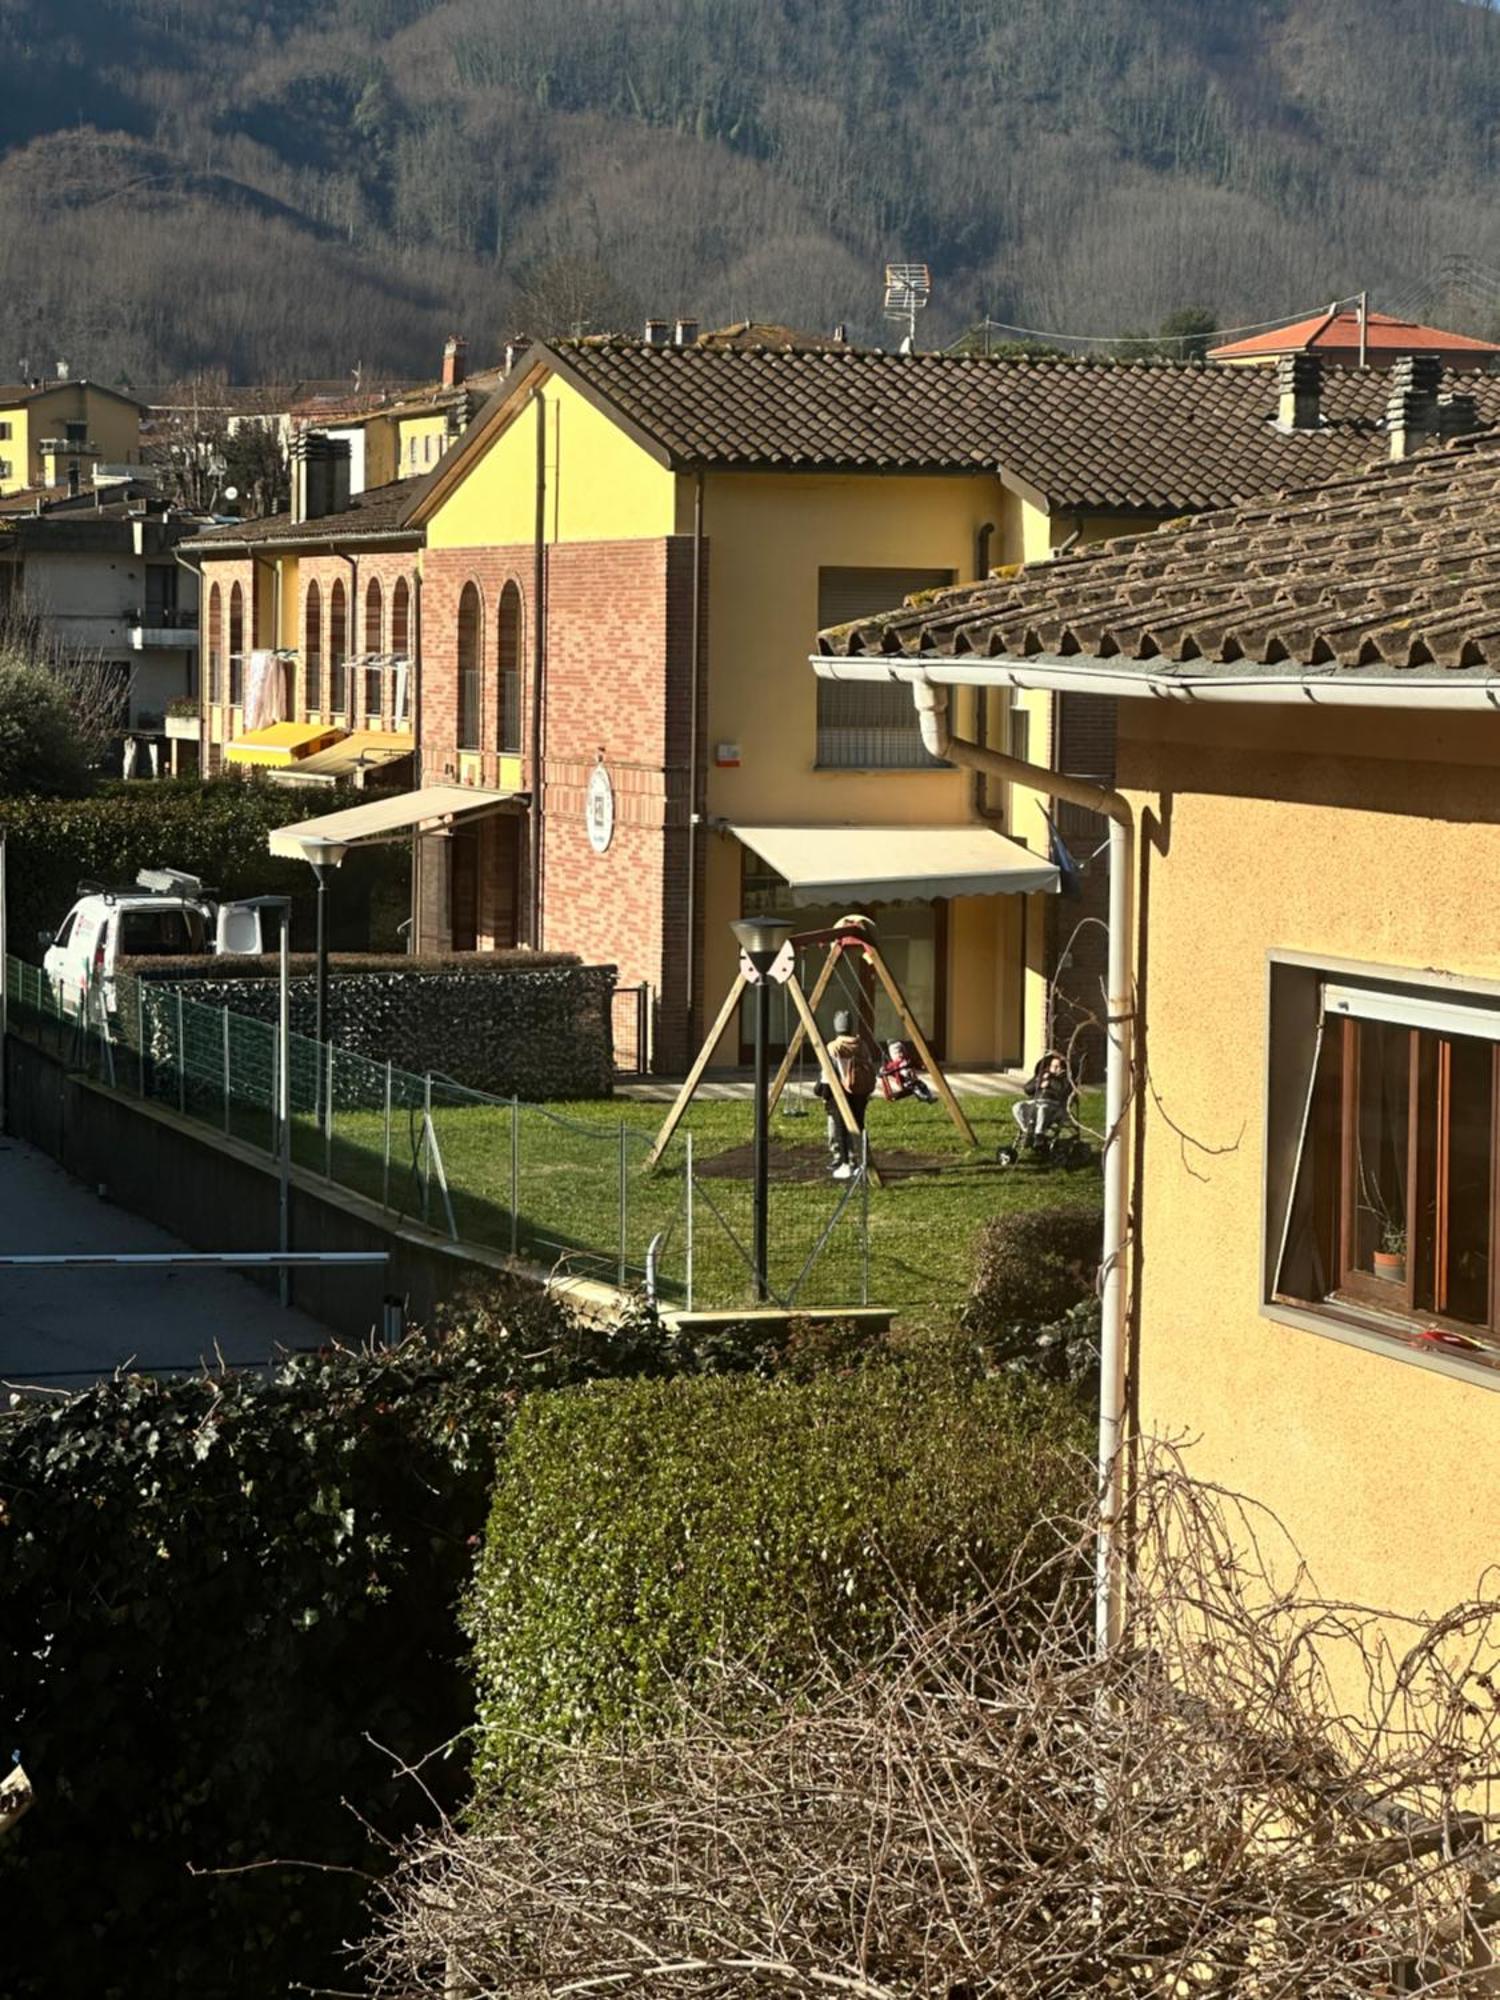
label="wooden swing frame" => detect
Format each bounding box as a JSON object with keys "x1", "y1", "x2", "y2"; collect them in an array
[{"x1": 645, "y1": 922, "x2": 976, "y2": 1171}]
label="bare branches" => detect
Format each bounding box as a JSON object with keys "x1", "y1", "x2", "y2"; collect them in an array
[{"x1": 365, "y1": 1454, "x2": 1500, "y2": 1998}]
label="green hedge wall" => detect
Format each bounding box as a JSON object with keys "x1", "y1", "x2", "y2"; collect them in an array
[
  {"x1": 468, "y1": 1364, "x2": 1090, "y2": 1796},
  {"x1": 0, "y1": 779, "x2": 408, "y2": 956}
]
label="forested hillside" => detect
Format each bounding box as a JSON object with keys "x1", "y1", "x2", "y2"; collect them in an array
[{"x1": 4, "y1": 0, "x2": 1500, "y2": 383}]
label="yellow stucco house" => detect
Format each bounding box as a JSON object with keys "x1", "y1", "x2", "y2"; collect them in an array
[
  {"x1": 389, "y1": 335, "x2": 1479, "y2": 1076},
  {"x1": 816, "y1": 410, "x2": 1500, "y2": 1622},
  {"x1": 0, "y1": 376, "x2": 144, "y2": 496}
]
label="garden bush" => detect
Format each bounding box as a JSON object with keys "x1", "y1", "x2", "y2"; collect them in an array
[
  {"x1": 0, "y1": 1287, "x2": 788, "y2": 2000},
  {"x1": 0, "y1": 778, "x2": 408, "y2": 955},
  {"x1": 467, "y1": 1363, "x2": 1090, "y2": 1796},
  {"x1": 965, "y1": 1204, "x2": 1103, "y2": 1340}
]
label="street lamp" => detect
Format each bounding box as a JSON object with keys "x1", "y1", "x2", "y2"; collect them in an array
[
  {"x1": 731, "y1": 915, "x2": 793, "y2": 1303},
  {"x1": 297, "y1": 836, "x2": 347, "y2": 1121}
]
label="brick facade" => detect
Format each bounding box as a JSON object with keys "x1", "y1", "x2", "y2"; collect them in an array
[{"x1": 421, "y1": 536, "x2": 705, "y2": 1072}]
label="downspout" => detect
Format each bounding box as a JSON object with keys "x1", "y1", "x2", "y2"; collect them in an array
[
  {"x1": 912, "y1": 680, "x2": 1134, "y2": 1657},
  {"x1": 530, "y1": 392, "x2": 547, "y2": 947},
  {"x1": 970, "y1": 522, "x2": 1003, "y2": 827},
  {"x1": 685, "y1": 470, "x2": 705, "y2": 1054}
]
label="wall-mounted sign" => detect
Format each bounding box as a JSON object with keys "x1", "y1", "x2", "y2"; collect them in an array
[
  {"x1": 714, "y1": 741, "x2": 741, "y2": 767},
  {"x1": 586, "y1": 762, "x2": 615, "y2": 854}
]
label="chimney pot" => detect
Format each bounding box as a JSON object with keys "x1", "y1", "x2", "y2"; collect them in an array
[
  {"x1": 644, "y1": 319, "x2": 671, "y2": 348},
  {"x1": 442, "y1": 335, "x2": 467, "y2": 389},
  {"x1": 673, "y1": 317, "x2": 699, "y2": 348},
  {"x1": 1276, "y1": 352, "x2": 1322, "y2": 432},
  {"x1": 1387, "y1": 355, "x2": 1444, "y2": 460}
]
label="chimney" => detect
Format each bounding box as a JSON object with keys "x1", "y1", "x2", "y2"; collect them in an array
[
  {"x1": 1276, "y1": 353, "x2": 1322, "y2": 432},
  {"x1": 290, "y1": 431, "x2": 352, "y2": 523},
  {"x1": 673, "y1": 317, "x2": 699, "y2": 348},
  {"x1": 1387, "y1": 355, "x2": 1443, "y2": 460},
  {"x1": 442, "y1": 335, "x2": 467, "y2": 389},
  {"x1": 56, "y1": 358, "x2": 70, "y2": 382},
  {"x1": 503, "y1": 338, "x2": 526, "y2": 374},
  {"x1": 834, "y1": 322, "x2": 848, "y2": 344},
  {"x1": 643, "y1": 319, "x2": 671, "y2": 348}
]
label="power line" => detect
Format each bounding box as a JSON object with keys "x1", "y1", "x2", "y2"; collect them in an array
[{"x1": 952, "y1": 294, "x2": 1369, "y2": 355}]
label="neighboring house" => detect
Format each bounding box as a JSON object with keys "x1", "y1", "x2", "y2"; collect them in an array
[
  {"x1": 216, "y1": 335, "x2": 1500, "y2": 1078},
  {"x1": 179, "y1": 469, "x2": 420, "y2": 788},
  {"x1": 1209, "y1": 305, "x2": 1500, "y2": 371},
  {"x1": 285, "y1": 340, "x2": 502, "y2": 496},
  {"x1": 0, "y1": 487, "x2": 204, "y2": 752},
  {"x1": 815, "y1": 409, "x2": 1500, "y2": 1625},
  {"x1": 0, "y1": 377, "x2": 146, "y2": 497}
]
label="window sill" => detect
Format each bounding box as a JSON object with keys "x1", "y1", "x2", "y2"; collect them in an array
[{"x1": 1265, "y1": 1293, "x2": 1500, "y2": 1390}]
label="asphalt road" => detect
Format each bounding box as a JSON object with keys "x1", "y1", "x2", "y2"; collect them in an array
[{"x1": 0, "y1": 1135, "x2": 330, "y2": 1386}]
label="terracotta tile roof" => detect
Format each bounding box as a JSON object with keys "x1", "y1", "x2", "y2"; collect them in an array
[
  {"x1": 816, "y1": 432, "x2": 1500, "y2": 683},
  {"x1": 1210, "y1": 309, "x2": 1500, "y2": 366},
  {"x1": 532, "y1": 339, "x2": 1500, "y2": 510},
  {"x1": 180, "y1": 477, "x2": 424, "y2": 552}
]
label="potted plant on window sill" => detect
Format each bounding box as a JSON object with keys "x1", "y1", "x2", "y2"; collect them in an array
[{"x1": 1373, "y1": 1221, "x2": 1407, "y2": 1288}]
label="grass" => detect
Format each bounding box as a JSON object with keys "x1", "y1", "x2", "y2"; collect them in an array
[{"x1": 316, "y1": 1084, "x2": 1106, "y2": 1319}]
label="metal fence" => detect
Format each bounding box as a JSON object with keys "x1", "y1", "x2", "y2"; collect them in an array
[{"x1": 2, "y1": 955, "x2": 870, "y2": 1314}]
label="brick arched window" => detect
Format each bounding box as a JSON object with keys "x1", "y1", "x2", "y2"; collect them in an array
[
  {"x1": 457, "y1": 581, "x2": 481, "y2": 751},
  {"x1": 497, "y1": 582, "x2": 522, "y2": 755},
  {"x1": 207, "y1": 583, "x2": 222, "y2": 704},
  {"x1": 391, "y1": 576, "x2": 411, "y2": 658},
  {"x1": 364, "y1": 576, "x2": 384, "y2": 719},
  {"x1": 304, "y1": 581, "x2": 322, "y2": 713},
  {"x1": 329, "y1": 578, "x2": 348, "y2": 715},
  {"x1": 228, "y1": 581, "x2": 244, "y2": 706}
]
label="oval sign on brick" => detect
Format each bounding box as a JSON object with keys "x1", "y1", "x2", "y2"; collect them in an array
[{"x1": 586, "y1": 763, "x2": 614, "y2": 855}]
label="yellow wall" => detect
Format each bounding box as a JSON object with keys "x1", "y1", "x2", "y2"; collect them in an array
[
  {"x1": 0, "y1": 406, "x2": 29, "y2": 495},
  {"x1": 398, "y1": 413, "x2": 450, "y2": 481},
  {"x1": 0, "y1": 387, "x2": 141, "y2": 495},
  {"x1": 424, "y1": 379, "x2": 678, "y2": 550},
  {"x1": 1121, "y1": 698, "x2": 1500, "y2": 1622}
]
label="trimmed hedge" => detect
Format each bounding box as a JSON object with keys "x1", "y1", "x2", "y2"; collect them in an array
[
  {"x1": 965, "y1": 1205, "x2": 1103, "y2": 1339},
  {"x1": 467, "y1": 1365, "x2": 1090, "y2": 1796},
  {"x1": 0, "y1": 779, "x2": 408, "y2": 956}
]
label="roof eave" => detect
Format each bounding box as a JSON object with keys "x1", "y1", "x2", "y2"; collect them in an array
[{"x1": 808, "y1": 650, "x2": 1500, "y2": 710}]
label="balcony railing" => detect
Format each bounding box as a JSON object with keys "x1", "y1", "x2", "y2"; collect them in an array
[{"x1": 130, "y1": 613, "x2": 199, "y2": 651}]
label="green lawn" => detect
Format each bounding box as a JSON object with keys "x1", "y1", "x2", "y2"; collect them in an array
[{"x1": 309, "y1": 1083, "x2": 1105, "y2": 1319}]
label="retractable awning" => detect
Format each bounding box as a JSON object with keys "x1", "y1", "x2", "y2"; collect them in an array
[
  {"x1": 226, "y1": 721, "x2": 343, "y2": 768},
  {"x1": 268, "y1": 784, "x2": 519, "y2": 858},
  {"x1": 729, "y1": 824, "x2": 1058, "y2": 904},
  {"x1": 267, "y1": 729, "x2": 415, "y2": 783}
]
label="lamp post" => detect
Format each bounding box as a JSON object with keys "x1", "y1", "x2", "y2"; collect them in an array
[
  {"x1": 297, "y1": 835, "x2": 347, "y2": 1123},
  {"x1": 731, "y1": 915, "x2": 793, "y2": 1303}
]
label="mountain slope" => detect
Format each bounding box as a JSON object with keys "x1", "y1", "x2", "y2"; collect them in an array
[{"x1": 4, "y1": 0, "x2": 1500, "y2": 382}]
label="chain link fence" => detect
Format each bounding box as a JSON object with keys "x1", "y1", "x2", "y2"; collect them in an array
[{"x1": 3, "y1": 956, "x2": 870, "y2": 1314}]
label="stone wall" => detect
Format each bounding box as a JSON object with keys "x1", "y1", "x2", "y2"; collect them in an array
[{"x1": 120, "y1": 952, "x2": 617, "y2": 1100}]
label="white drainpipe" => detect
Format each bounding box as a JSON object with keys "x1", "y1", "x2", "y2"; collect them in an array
[{"x1": 912, "y1": 681, "x2": 1135, "y2": 1656}]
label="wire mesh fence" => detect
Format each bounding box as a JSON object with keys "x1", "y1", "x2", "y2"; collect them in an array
[{"x1": 2, "y1": 956, "x2": 871, "y2": 1314}]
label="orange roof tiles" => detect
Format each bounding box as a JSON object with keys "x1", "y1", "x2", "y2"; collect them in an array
[{"x1": 1210, "y1": 309, "x2": 1500, "y2": 367}]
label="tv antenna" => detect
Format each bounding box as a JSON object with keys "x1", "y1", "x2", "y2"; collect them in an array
[{"x1": 883, "y1": 263, "x2": 931, "y2": 351}]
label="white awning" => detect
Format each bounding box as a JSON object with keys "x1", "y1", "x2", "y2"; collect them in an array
[
  {"x1": 268, "y1": 784, "x2": 519, "y2": 858},
  {"x1": 729, "y1": 824, "x2": 1058, "y2": 903}
]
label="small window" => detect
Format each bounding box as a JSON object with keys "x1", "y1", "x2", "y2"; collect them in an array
[
  {"x1": 1273, "y1": 975, "x2": 1500, "y2": 1358},
  {"x1": 0, "y1": 421, "x2": 11, "y2": 440},
  {"x1": 0, "y1": 460, "x2": 11, "y2": 479},
  {"x1": 119, "y1": 907, "x2": 207, "y2": 956},
  {"x1": 815, "y1": 568, "x2": 951, "y2": 768},
  {"x1": 64, "y1": 420, "x2": 87, "y2": 446}
]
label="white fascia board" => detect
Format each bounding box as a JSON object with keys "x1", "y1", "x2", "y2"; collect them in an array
[{"x1": 808, "y1": 652, "x2": 1500, "y2": 710}]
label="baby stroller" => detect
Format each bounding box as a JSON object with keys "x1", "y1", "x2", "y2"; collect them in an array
[
  {"x1": 879, "y1": 1039, "x2": 937, "y2": 1103},
  {"x1": 996, "y1": 1051, "x2": 1094, "y2": 1171}
]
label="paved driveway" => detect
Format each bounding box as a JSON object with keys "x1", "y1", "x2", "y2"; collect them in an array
[{"x1": 0, "y1": 1136, "x2": 330, "y2": 1386}]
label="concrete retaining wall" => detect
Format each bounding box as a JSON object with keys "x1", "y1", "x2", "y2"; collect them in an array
[{"x1": 2, "y1": 1035, "x2": 529, "y2": 1341}]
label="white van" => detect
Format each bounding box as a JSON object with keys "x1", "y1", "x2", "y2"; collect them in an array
[{"x1": 41, "y1": 870, "x2": 279, "y2": 1018}]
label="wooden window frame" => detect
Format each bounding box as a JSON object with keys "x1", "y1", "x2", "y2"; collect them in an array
[
  {"x1": 329, "y1": 578, "x2": 348, "y2": 717},
  {"x1": 456, "y1": 581, "x2": 482, "y2": 752},
  {"x1": 498, "y1": 581, "x2": 522, "y2": 756},
  {"x1": 304, "y1": 581, "x2": 322, "y2": 714}
]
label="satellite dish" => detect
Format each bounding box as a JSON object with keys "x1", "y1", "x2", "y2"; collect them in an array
[{"x1": 223, "y1": 485, "x2": 239, "y2": 501}]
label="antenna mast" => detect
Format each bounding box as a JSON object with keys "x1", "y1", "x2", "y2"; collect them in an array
[{"x1": 883, "y1": 263, "x2": 932, "y2": 351}]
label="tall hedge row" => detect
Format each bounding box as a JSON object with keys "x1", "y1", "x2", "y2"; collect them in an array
[
  {"x1": 467, "y1": 1364, "x2": 1090, "y2": 1795},
  {"x1": 0, "y1": 778, "x2": 408, "y2": 955}
]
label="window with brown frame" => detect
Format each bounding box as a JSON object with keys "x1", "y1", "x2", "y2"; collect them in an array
[
  {"x1": 498, "y1": 581, "x2": 522, "y2": 754},
  {"x1": 207, "y1": 583, "x2": 222, "y2": 704},
  {"x1": 364, "y1": 577, "x2": 383, "y2": 719},
  {"x1": 228, "y1": 581, "x2": 244, "y2": 707},
  {"x1": 1275, "y1": 987, "x2": 1500, "y2": 1356},
  {"x1": 457, "y1": 581, "x2": 481, "y2": 751},
  {"x1": 329, "y1": 579, "x2": 348, "y2": 715}
]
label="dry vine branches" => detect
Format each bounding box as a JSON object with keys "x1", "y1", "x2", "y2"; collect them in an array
[{"x1": 366, "y1": 1457, "x2": 1500, "y2": 1998}]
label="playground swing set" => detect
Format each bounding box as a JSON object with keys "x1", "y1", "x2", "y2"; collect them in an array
[{"x1": 647, "y1": 913, "x2": 976, "y2": 1174}]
